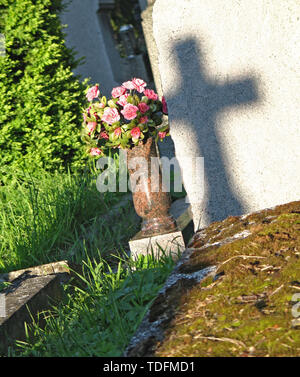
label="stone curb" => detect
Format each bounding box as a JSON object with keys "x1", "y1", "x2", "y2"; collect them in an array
[{"x1": 0, "y1": 260, "x2": 78, "y2": 355}]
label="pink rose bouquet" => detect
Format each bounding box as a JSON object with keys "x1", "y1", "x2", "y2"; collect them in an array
[{"x1": 81, "y1": 79, "x2": 170, "y2": 157}]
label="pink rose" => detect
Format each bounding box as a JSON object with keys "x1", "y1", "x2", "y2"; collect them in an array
[
  {"x1": 86, "y1": 85, "x2": 100, "y2": 102},
  {"x1": 162, "y1": 96, "x2": 168, "y2": 114},
  {"x1": 99, "y1": 102, "x2": 105, "y2": 108},
  {"x1": 121, "y1": 103, "x2": 138, "y2": 120},
  {"x1": 131, "y1": 127, "x2": 141, "y2": 139},
  {"x1": 101, "y1": 107, "x2": 120, "y2": 125},
  {"x1": 132, "y1": 78, "x2": 147, "y2": 93},
  {"x1": 138, "y1": 102, "x2": 149, "y2": 114},
  {"x1": 144, "y1": 89, "x2": 158, "y2": 101},
  {"x1": 87, "y1": 121, "x2": 97, "y2": 133},
  {"x1": 100, "y1": 131, "x2": 109, "y2": 140},
  {"x1": 111, "y1": 86, "x2": 127, "y2": 98},
  {"x1": 90, "y1": 147, "x2": 102, "y2": 156},
  {"x1": 139, "y1": 116, "x2": 148, "y2": 124},
  {"x1": 158, "y1": 131, "x2": 167, "y2": 140},
  {"x1": 122, "y1": 80, "x2": 136, "y2": 90},
  {"x1": 114, "y1": 127, "x2": 122, "y2": 137},
  {"x1": 117, "y1": 93, "x2": 129, "y2": 107}
]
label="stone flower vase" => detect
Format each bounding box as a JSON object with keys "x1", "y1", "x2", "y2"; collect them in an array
[{"x1": 127, "y1": 137, "x2": 177, "y2": 235}]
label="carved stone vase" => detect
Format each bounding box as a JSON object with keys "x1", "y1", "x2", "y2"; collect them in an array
[{"x1": 127, "y1": 137, "x2": 177, "y2": 235}]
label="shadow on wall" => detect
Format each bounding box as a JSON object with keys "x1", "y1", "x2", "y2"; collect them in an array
[{"x1": 167, "y1": 38, "x2": 260, "y2": 225}]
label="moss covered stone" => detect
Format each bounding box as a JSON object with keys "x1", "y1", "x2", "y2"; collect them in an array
[{"x1": 125, "y1": 201, "x2": 300, "y2": 357}]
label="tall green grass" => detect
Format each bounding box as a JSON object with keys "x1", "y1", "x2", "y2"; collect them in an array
[
  {"x1": 1, "y1": 163, "x2": 180, "y2": 357},
  {"x1": 11, "y1": 252, "x2": 176, "y2": 357},
  {"x1": 0, "y1": 166, "x2": 128, "y2": 273}
]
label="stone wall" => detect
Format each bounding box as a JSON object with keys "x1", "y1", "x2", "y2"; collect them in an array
[{"x1": 152, "y1": 0, "x2": 300, "y2": 230}]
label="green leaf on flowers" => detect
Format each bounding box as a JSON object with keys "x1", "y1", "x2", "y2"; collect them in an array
[
  {"x1": 126, "y1": 95, "x2": 134, "y2": 104},
  {"x1": 81, "y1": 134, "x2": 91, "y2": 144},
  {"x1": 109, "y1": 132, "x2": 115, "y2": 142},
  {"x1": 126, "y1": 121, "x2": 136, "y2": 130},
  {"x1": 147, "y1": 120, "x2": 155, "y2": 127},
  {"x1": 158, "y1": 124, "x2": 169, "y2": 132},
  {"x1": 150, "y1": 104, "x2": 157, "y2": 112},
  {"x1": 138, "y1": 124, "x2": 148, "y2": 133},
  {"x1": 108, "y1": 100, "x2": 117, "y2": 108},
  {"x1": 120, "y1": 139, "x2": 129, "y2": 149},
  {"x1": 121, "y1": 124, "x2": 130, "y2": 131},
  {"x1": 111, "y1": 122, "x2": 120, "y2": 129}
]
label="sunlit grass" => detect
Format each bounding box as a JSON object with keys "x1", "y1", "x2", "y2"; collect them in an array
[
  {"x1": 0, "y1": 166, "x2": 126, "y2": 273},
  {"x1": 10, "y1": 251, "x2": 176, "y2": 357}
]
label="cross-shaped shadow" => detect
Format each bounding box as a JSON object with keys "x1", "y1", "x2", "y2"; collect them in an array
[{"x1": 165, "y1": 38, "x2": 259, "y2": 225}]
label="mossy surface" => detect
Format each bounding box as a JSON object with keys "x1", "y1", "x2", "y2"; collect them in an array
[{"x1": 153, "y1": 201, "x2": 300, "y2": 357}]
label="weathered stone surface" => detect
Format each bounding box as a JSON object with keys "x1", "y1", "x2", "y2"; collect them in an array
[
  {"x1": 0, "y1": 261, "x2": 74, "y2": 355},
  {"x1": 152, "y1": 0, "x2": 300, "y2": 230},
  {"x1": 129, "y1": 229, "x2": 185, "y2": 261},
  {"x1": 124, "y1": 200, "x2": 300, "y2": 357},
  {"x1": 140, "y1": 1, "x2": 176, "y2": 161},
  {"x1": 0, "y1": 260, "x2": 71, "y2": 284},
  {"x1": 60, "y1": 0, "x2": 118, "y2": 94}
]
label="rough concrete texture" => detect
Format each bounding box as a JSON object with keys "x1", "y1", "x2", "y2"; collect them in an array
[
  {"x1": 129, "y1": 229, "x2": 185, "y2": 261},
  {"x1": 140, "y1": 2, "x2": 176, "y2": 161},
  {"x1": 60, "y1": 0, "x2": 118, "y2": 95},
  {"x1": 152, "y1": 0, "x2": 300, "y2": 230},
  {"x1": 0, "y1": 261, "x2": 72, "y2": 355},
  {"x1": 0, "y1": 260, "x2": 71, "y2": 283},
  {"x1": 141, "y1": 2, "x2": 162, "y2": 98},
  {"x1": 124, "y1": 200, "x2": 300, "y2": 357}
]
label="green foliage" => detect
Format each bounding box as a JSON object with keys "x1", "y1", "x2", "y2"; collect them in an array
[
  {"x1": 0, "y1": 166, "x2": 126, "y2": 273},
  {"x1": 0, "y1": 0, "x2": 88, "y2": 178},
  {"x1": 11, "y1": 253, "x2": 175, "y2": 357}
]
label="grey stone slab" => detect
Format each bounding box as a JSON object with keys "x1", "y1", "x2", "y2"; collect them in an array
[
  {"x1": 0, "y1": 260, "x2": 71, "y2": 284},
  {"x1": 169, "y1": 197, "x2": 193, "y2": 231},
  {"x1": 0, "y1": 261, "x2": 73, "y2": 355},
  {"x1": 152, "y1": 0, "x2": 300, "y2": 230},
  {"x1": 60, "y1": 0, "x2": 118, "y2": 95},
  {"x1": 139, "y1": 1, "x2": 178, "y2": 161},
  {"x1": 61, "y1": 0, "x2": 151, "y2": 94},
  {"x1": 129, "y1": 229, "x2": 185, "y2": 261}
]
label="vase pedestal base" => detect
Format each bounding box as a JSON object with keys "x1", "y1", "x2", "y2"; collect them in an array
[
  {"x1": 129, "y1": 229, "x2": 185, "y2": 261},
  {"x1": 128, "y1": 197, "x2": 194, "y2": 261}
]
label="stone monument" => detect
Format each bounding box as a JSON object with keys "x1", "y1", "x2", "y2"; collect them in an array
[
  {"x1": 152, "y1": 0, "x2": 300, "y2": 230},
  {"x1": 61, "y1": 0, "x2": 150, "y2": 95},
  {"x1": 60, "y1": 0, "x2": 117, "y2": 95}
]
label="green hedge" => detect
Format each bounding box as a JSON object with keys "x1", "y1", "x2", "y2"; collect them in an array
[{"x1": 0, "y1": 0, "x2": 88, "y2": 180}]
